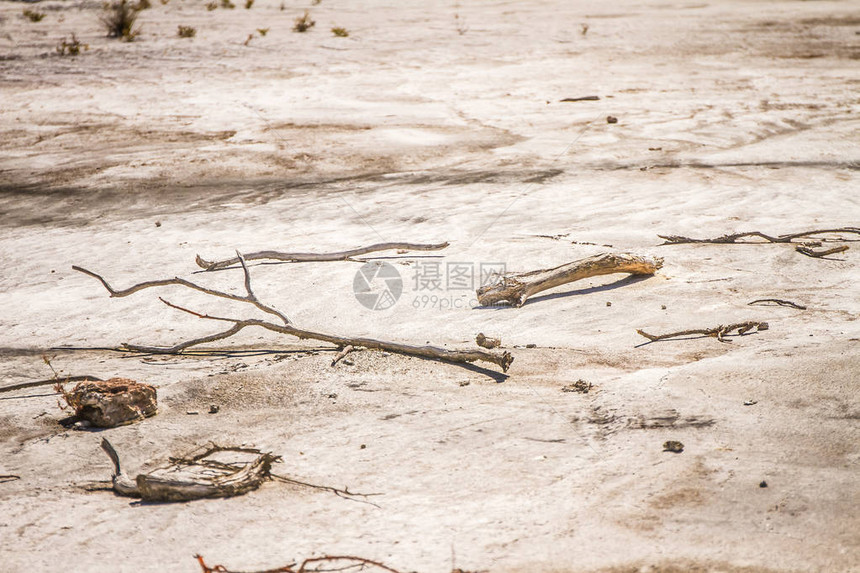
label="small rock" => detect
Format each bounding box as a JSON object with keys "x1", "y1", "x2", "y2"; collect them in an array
[
  {"x1": 525, "y1": 343, "x2": 537, "y2": 348},
  {"x1": 607, "y1": 115, "x2": 618, "y2": 124},
  {"x1": 759, "y1": 480, "x2": 768, "y2": 488},
  {"x1": 606, "y1": 301, "x2": 612, "y2": 307},
  {"x1": 663, "y1": 440, "x2": 684, "y2": 453},
  {"x1": 661, "y1": 304, "x2": 667, "y2": 310},
  {"x1": 360, "y1": 444, "x2": 367, "y2": 449},
  {"x1": 208, "y1": 405, "x2": 220, "y2": 414},
  {"x1": 459, "y1": 381, "x2": 470, "y2": 387},
  {"x1": 342, "y1": 359, "x2": 354, "y2": 366},
  {"x1": 562, "y1": 379, "x2": 592, "y2": 394},
  {"x1": 73, "y1": 420, "x2": 92, "y2": 430},
  {"x1": 744, "y1": 400, "x2": 758, "y2": 406},
  {"x1": 60, "y1": 378, "x2": 157, "y2": 428},
  {"x1": 155, "y1": 221, "x2": 161, "y2": 227},
  {"x1": 186, "y1": 411, "x2": 199, "y2": 415},
  {"x1": 476, "y1": 332, "x2": 501, "y2": 349}
]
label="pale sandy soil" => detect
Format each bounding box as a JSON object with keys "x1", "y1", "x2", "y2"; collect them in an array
[{"x1": 1, "y1": 1, "x2": 859, "y2": 572}]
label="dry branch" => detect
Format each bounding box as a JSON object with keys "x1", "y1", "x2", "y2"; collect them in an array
[
  {"x1": 196, "y1": 241, "x2": 449, "y2": 271},
  {"x1": 637, "y1": 321, "x2": 769, "y2": 343},
  {"x1": 658, "y1": 227, "x2": 860, "y2": 245},
  {"x1": 748, "y1": 299, "x2": 806, "y2": 310},
  {"x1": 795, "y1": 245, "x2": 849, "y2": 258},
  {"x1": 196, "y1": 554, "x2": 402, "y2": 573},
  {"x1": 73, "y1": 255, "x2": 512, "y2": 372},
  {"x1": 476, "y1": 252, "x2": 663, "y2": 307}
]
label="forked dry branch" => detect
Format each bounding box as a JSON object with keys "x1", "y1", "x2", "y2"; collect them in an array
[
  {"x1": 636, "y1": 321, "x2": 769, "y2": 343},
  {"x1": 658, "y1": 227, "x2": 860, "y2": 245},
  {"x1": 196, "y1": 241, "x2": 449, "y2": 271},
  {"x1": 196, "y1": 554, "x2": 402, "y2": 573},
  {"x1": 476, "y1": 253, "x2": 663, "y2": 307},
  {"x1": 73, "y1": 253, "x2": 512, "y2": 371}
]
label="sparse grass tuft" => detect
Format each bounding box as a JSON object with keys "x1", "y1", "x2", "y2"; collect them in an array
[
  {"x1": 135, "y1": 0, "x2": 151, "y2": 10},
  {"x1": 220, "y1": 0, "x2": 235, "y2": 8},
  {"x1": 257, "y1": 27, "x2": 269, "y2": 36},
  {"x1": 293, "y1": 10, "x2": 315, "y2": 32},
  {"x1": 57, "y1": 33, "x2": 88, "y2": 56},
  {"x1": 100, "y1": 0, "x2": 141, "y2": 41},
  {"x1": 206, "y1": 1, "x2": 217, "y2": 10},
  {"x1": 177, "y1": 25, "x2": 196, "y2": 38},
  {"x1": 244, "y1": 0, "x2": 253, "y2": 8},
  {"x1": 331, "y1": 26, "x2": 348, "y2": 37},
  {"x1": 23, "y1": 9, "x2": 46, "y2": 22}
]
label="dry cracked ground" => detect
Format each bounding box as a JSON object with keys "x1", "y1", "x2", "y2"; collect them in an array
[{"x1": 0, "y1": 1, "x2": 858, "y2": 572}]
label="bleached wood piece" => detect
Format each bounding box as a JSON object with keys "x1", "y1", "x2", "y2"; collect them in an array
[{"x1": 476, "y1": 253, "x2": 663, "y2": 307}]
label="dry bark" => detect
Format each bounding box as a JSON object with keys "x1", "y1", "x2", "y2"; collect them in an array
[
  {"x1": 195, "y1": 241, "x2": 449, "y2": 271},
  {"x1": 637, "y1": 321, "x2": 769, "y2": 343},
  {"x1": 658, "y1": 227, "x2": 860, "y2": 245},
  {"x1": 476, "y1": 252, "x2": 663, "y2": 307},
  {"x1": 73, "y1": 253, "x2": 512, "y2": 372}
]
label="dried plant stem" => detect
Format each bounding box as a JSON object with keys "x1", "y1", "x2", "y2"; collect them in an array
[
  {"x1": 636, "y1": 321, "x2": 769, "y2": 343},
  {"x1": 195, "y1": 241, "x2": 449, "y2": 271}
]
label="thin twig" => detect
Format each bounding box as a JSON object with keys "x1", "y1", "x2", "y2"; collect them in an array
[
  {"x1": 0, "y1": 375, "x2": 103, "y2": 394},
  {"x1": 658, "y1": 227, "x2": 860, "y2": 245},
  {"x1": 298, "y1": 556, "x2": 402, "y2": 573},
  {"x1": 748, "y1": 299, "x2": 806, "y2": 310},
  {"x1": 196, "y1": 242, "x2": 449, "y2": 271},
  {"x1": 194, "y1": 554, "x2": 401, "y2": 573},
  {"x1": 269, "y1": 473, "x2": 382, "y2": 507},
  {"x1": 637, "y1": 321, "x2": 769, "y2": 343},
  {"x1": 72, "y1": 264, "x2": 291, "y2": 325}
]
